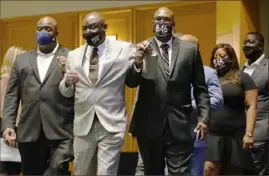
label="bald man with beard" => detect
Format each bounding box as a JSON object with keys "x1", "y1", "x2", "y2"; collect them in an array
[
  {"x1": 134, "y1": 33, "x2": 223, "y2": 176},
  {"x1": 2, "y1": 16, "x2": 74, "y2": 176},
  {"x1": 59, "y1": 12, "x2": 136, "y2": 175},
  {"x1": 127, "y1": 7, "x2": 211, "y2": 175}
]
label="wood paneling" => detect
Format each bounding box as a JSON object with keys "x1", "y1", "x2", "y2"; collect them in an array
[
  {"x1": 134, "y1": 1, "x2": 217, "y2": 66},
  {"x1": 216, "y1": 1, "x2": 241, "y2": 59},
  {"x1": 239, "y1": 0, "x2": 259, "y2": 64},
  {"x1": 53, "y1": 13, "x2": 80, "y2": 50},
  {"x1": 0, "y1": 19, "x2": 3, "y2": 65},
  {"x1": 216, "y1": 0, "x2": 259, "y2": 64},
  {"x1": 1, "y1": 12, "x2": 79, "y2": 56},
  {"x1": 2, "y1": 16, "x2": 39, "y2": 53}
]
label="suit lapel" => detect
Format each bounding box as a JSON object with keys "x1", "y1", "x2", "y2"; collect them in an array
[
  {"x1": 251, "y1": 58, "x2": 267, "y2": 79},
  {"x1": 240, "y1": 64, "x2": 246, "y2": 71},
  {"x1": 169, "y1": 37, "x2": 180, "y2": 79},
  {"x1": 151, "y1": 38, "x2": 167, "y2": 81},
  {"x1": 80, "y1": 44, "x2": 88, "y2": 66},
  {"x1": 41, "y1": 45, "x2": 65, "y2": 85},
  {"x1": 95, "y1": 39, "x2": 122, "y2": 86},
  {"x1": 78, "y1": 44, "x2": 93, "y2": 86},
  {"x1": 29, "y1": 50, "x2": 41, "y2": 83}
]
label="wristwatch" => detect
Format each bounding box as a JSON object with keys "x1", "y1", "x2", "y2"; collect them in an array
[{"x1": 245, "y1": 132, "x2": 253, "y2": 137}]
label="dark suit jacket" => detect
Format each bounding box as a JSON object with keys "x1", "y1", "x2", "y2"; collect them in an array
[
  {"x1": 1, "y1": 45, "x2": 74, "y2": 143},
  {"x1": 242, "y1": 57, "x2": 269, "y2": 142},
  {"x1": 126, "y1": 37, "x2": 211, "y2": 142}
]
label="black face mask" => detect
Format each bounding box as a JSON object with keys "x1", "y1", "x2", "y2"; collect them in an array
[
  {"x1": 243, "y1": 45, "x2": 261, "y2": 59},
  {"x1": 213, "y1": 56, "x2": 231, "y2": 74},
  {"x1": 83, "y1": 30, "x2": 105, "y2": 47},
  {"x1": 153, "y1": 21, "x2": 173, "y2": 39}
]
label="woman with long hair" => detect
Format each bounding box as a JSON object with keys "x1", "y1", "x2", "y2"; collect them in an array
[
  {"x1": 204, "y1": 43, "x2": 258, "y2": 175},
  {"x1": 0, "y1": 46, "x2": 25, "y2": 176}
]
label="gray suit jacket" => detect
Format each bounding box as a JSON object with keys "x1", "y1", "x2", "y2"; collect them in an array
[
  {"x1": 59, "y1": 39, "x2": 135, "y2": 136},
  {"x1": 127, "y1": 37, "x2": 211, "y2": 142},
  {"x1": 242, "y1": 57, "x2": 269, "y2": 141},
  {"x1": 2, "y1": 45, "x2": 74, "y2": 142}
]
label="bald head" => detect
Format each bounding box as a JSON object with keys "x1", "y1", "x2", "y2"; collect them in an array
[
  {"x1": 36, "y1": 16, "x2": 58, "y2": 53},
  {"x1": 173, "y1": 33, "x2": 184, "y2": 39},
  {"x1": 154, "y1": 7, "x2": 174, "y2": 21},
  {"x1": 82, "y1": 12, "x2": 107, "y2": 47},
  {"x1": 83, "y1": 12, "x2": 105, "y2": 26},
  {"x1": 180, "y1": 34, "x2": 199, "y2": 44},
  {"x1": 37, "y1": 16, "x2": 57, "y2": 32},
  {"x1": 152, "y1": 7, "x2": 175, "y2": 42}
]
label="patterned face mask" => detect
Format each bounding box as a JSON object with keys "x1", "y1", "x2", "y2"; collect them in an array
[
  {"x1": 213, "y1": 56, "x2": 231, "y2": 71},
  {"x1": 153, "y1": 21, "x2": 173, "y2": 38}
]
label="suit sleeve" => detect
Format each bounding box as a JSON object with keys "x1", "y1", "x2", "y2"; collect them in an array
[
  {"x1": 59, "y1": 52, "x2": 75, "y2": 98},
  {"x1": 207, "y1": 69, "x2": 224, "y2": 111},
  {"x1": 2, "y1": 58, "x2": 21, "y2": 131},
  {"x1": 191, "y1": 47, "x2": 211, "y2": 124},
  {"x1": 125, "y1": 44, "x2": 143, "y2": 88},
  {"x1": 0, "y1": 76, "x2": 9, "y2": 119}
]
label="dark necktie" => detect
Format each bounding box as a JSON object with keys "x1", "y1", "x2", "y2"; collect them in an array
[
  {"x1": 89, "y1": 47, "x2": 99, "y2": 84},
  {"x1": 160, "y1": 44, "x2": 170, "y2": 79}
]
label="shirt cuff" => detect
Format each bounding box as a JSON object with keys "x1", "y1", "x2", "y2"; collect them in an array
[
  {"x1": 61, "y1": 78, "x2": 74, "y2": 90},
  {"x1": 133, "y1": 64, "x2": 142, "y2": 72}
]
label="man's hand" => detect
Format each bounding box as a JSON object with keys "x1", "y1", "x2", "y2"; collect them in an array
[
  {"x1": 194, "y1": 122, "x2": 208, "y2": 140},
  {"x1": 65, "y1": 71, "x2": 79, "y2": 86},
  {"x1": 3, "y1": 128, "x2": 16, "y2": 147},
  {"x1": 57, "y1": 56, "x2": 67, "y2": 73},
  {"x1": 243, "y1": 134, "x2": 254, "y2": 149},
  {"x1": 133, "y1": 41, "x2": 151, "y2": 68}
]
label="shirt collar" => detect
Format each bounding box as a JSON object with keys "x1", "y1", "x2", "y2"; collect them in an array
[
  {"x1": 37, "y1": 42, "x2": 59, "y2": 56},
  {"x1": 245, "y1": 53, "x2": 265, "y2": 67},
  {"x1": 155, "y1": 37, "x2": 173, "y2": 49},
  {"x1": 87, "y1": 39, "x2": 107, "y2": 56}
]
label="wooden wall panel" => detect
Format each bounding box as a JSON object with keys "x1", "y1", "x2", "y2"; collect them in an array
[
  {"x1": 79, "y1": 9, "x2": 137, "y2": 152},
  {"x1": 0, "y1": 19, "x2": 3, "y2": 65},
  {"x1": 1, "y1": 12, "x2": 79, "y2": 57},
  {"x1": 53, "y1": 13, "x2": 80, "y2": 50},
  {"x1": 239, "y1": 0, "x2": 259, "y2": 64},
  {"x1": 2, "y1": 16, "x2": 39, "y2": 54},
  {"x1": 134, "y1": 1, "x2": 217, "y2": 66}
]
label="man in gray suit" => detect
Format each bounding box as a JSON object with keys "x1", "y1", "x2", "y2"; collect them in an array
[
  {"x1": 2, "y1": 16, "x2": 74, "y2": 176},
  {"x1": 59, "y1": 12, "x2": 135, "y2": 175},
  {"x1": 127, "y1": 7, "x2": 211, "y2": 175},
  {"x1": 242, "y1": 32, "x2": 268, "y2": 175}
]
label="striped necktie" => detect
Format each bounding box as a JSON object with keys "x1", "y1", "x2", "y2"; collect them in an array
[
  {"x1": 160, "y1": 44, "x2": 170, "y2": 79},
  {"x1": 89, "y1": 47, "x2": 99, "y2": 84}
]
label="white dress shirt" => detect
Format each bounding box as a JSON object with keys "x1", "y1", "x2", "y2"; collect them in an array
[
  {"x1": 155, "y1": 37, "x2": 173, "y2": 70},
  {"x1": 243, "y1": 53, "x2": 265, "y2": 76},
  {"x1": 37, "y1": 42, "x2": 59, "y2": 82},
  {"x1": 83, "y1": 39, "x2": 107, "y2": 78}
]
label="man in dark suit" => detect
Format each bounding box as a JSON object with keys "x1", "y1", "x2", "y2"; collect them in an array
[
  {"x1": 242, "y1": 32, "x2": 268, "y2": 175},
  {"x1": 2, "y1": 16, "x2": 74, "y2": 176},
  {"x1": 127, "y1": 7, "x2": 211, "y2": 175}
]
